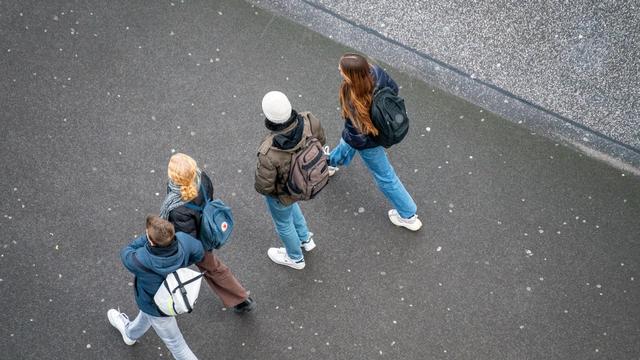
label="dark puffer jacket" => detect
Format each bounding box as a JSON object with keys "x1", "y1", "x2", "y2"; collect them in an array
[
  {"x1": 167, "y1": 172, "x2": 214, "y2": 249},
  {"x1": 341, "y1": 64, "x2": 399, "y2": 150}
]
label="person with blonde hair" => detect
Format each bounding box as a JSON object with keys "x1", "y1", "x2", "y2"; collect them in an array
[
  {"x1": 159, "y1": 153, "x2": 255, "y2": 313},
  {"x1": 328, "y1": 53, "x2": 422, "y2": 231}
]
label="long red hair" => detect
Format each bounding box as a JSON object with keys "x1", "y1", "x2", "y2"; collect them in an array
[{"x1": 339, "y1": 53, "x2": 378, "y2": 136}]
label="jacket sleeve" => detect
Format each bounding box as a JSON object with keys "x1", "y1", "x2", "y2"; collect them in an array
[
  {"x1": 342, "y1": 119, "x2": 374, "y2": 149},
  {"x1": 187, "y1": 235, "x2": 205, "y2": 264},
  {"x1": 254, "y1": 154, "x2": 277, "y2": 196},
  {"x1": 169, "y1": 210, "x2": 198, "y2": 238},
  {"x1": 120, "y1": 235, "x2": 147, "y2": 273}
]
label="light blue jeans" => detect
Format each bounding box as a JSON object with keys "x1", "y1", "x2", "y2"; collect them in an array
[
  {"x1": 265, "y1": 196, "x2": 310, "y2": 261},
  {"x1": 329, "y1": 138, "x2": 417, "y2": 219},
  {"x1": 126, "y1": 311, "x2": 198, "y2": 360}
]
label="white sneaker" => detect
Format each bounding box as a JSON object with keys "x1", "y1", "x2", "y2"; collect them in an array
[
  {"x1": 388, "y1": 209, "x2": 423, "y2": 231},
  {"x1": 107, "y1": 309, "x2": 136, "y2": 345},
  {"x1": 267, "y1": 248, "x2": 305, "y2": 270},
  {"x1": 301, "y1": 232, "x2": 316, "y2": 252},
  {"x1": 323, "y1": 146, "x2": 338, "y2": 177}
]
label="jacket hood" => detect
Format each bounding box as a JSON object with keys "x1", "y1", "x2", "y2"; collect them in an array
[
  {"x1": 268, "y1": 110, "x2": 305, "y2": 151},
  {"x1": 141, "y1": 237, "x2": 187, "y2": 275}
]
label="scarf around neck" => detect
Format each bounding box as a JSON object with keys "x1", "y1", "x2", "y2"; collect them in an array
[
  {"x1": 265, "y1": 110, "x2": 305, "y2": 150},
  {"x1": 159, "y1": 169, "x2": 202, "y2": 219}
]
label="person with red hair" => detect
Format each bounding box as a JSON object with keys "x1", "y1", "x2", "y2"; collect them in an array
[{"x1": 328, "y1": 53, "x2": 422, "y2": 231}]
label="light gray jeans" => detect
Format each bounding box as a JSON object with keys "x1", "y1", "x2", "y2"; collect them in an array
[{"x1": 125, "y1": 311, "x2": 198, "y2": 360}]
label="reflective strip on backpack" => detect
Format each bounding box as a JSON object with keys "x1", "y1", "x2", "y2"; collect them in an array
[{"x1": 162, "y1": 280, "x2": 177, "y2": 316}]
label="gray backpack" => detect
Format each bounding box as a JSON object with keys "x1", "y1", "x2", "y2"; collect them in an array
[{"x1": 285, "y1": 116, "x2": 330, "y2": 200}]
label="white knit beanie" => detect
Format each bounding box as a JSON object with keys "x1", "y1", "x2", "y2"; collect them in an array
[{"x1": 262, "y1": 91, "x2": 292, "y2": 124}]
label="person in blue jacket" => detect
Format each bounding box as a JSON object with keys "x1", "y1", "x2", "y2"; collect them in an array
[
  {"x1": 107, "y1": 215, "x2": 204, "y2": 360},
  {"x1": 328, "y1": 53, "x2": 422, "y2": 231}
]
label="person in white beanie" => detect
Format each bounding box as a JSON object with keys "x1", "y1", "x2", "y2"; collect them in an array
[{"x1": 254, "y1": 91, "x2": 327, "y2": 269}]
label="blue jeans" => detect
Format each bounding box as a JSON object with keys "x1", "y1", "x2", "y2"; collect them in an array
[
  {"x1": 264, "y1": 196, "x2": 310, "y2": 261},
  {"x1": 126, "y1": 311, "x2": 198, "y2": 360},
  {"x1": 329, "y1": 139, "x2": 417, "y2": 219}
]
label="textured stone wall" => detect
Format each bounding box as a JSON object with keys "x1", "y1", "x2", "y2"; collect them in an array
[
  {"x1": 250, "y1": 0, "x2": 640, "y2": 168},
  {"x1": 309, "y1": 0, "x2": 639, "y2": 150}
]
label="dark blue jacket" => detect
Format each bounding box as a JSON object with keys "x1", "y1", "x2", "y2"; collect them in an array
[
  {"x1": 120, "y1": 232, "x2": 205, "y2": 317},
  {"x1": 371, "y1": 64, "x2": 399, "y2": 95},
  {"x1": 341, "y1": 64, "x2": 399, "y2": 150}
]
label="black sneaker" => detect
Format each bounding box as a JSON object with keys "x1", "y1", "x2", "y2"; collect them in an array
[{"x1": 233, "y1": 297, "x2": 256, "y2": 314}]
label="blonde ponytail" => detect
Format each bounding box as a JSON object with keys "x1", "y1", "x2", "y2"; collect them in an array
[
  {"x1": 167, "y1": 153, "x2": 199, "y2": 201},
  {"x1": 180, "y1": 182, "x2": 198, "y2": 201}
]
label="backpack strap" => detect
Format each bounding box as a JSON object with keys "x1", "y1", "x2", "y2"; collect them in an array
[
  {"x1": 259, "y1": 116, "x2": 311, "y2": 155},
  {"x1": 285, "y1": 116, "x2": 313, "y2": 154},
  {"x1": 171, "y1": 271, "x2": 193, "y2": 313},
  {"x1": 300, "y1": 114, "x2": 312, "y2": 139},
  {"x1": 199, "y1": 181, "x2": 208, "y2": 201},
  {"x1": 183, "y1": 182, "x2": 208, "y2": 212},
  {"x1": 183, "y1": 202, "x2": 202, "y2": 212}
]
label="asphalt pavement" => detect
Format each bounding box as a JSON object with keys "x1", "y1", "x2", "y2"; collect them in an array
[{"x1": 1, "y1": 0, "x2": 638, "y2": 359}]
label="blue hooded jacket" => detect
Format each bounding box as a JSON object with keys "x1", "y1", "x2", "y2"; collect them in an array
[
  {"x1": 341, "y1": 64, "x2": 399, "y2": 150},
  {"x1": 121, "y1": 232, "x2": 205, "y2": 317}
]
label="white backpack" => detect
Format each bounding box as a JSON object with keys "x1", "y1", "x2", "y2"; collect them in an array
[{"x1": 154, "y1": 268, "x2": 204, "y2": 316}]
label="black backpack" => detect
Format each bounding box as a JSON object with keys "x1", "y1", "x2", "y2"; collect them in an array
[{"x1": 370, "y1": 87, "x2": 410, "y2": 148}]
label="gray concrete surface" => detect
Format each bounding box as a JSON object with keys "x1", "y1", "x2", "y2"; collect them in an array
[
  {"x1": 1, "y1": 0, "x2": 639, "y2": 359},
  {"x1": 250, "y1": 0, "x2": 640, "y2": 171}
]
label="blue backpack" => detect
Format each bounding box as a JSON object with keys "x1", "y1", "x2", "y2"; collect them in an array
[{"x1": 184, "y1": 183, "x2": 234, "y2": 250}]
